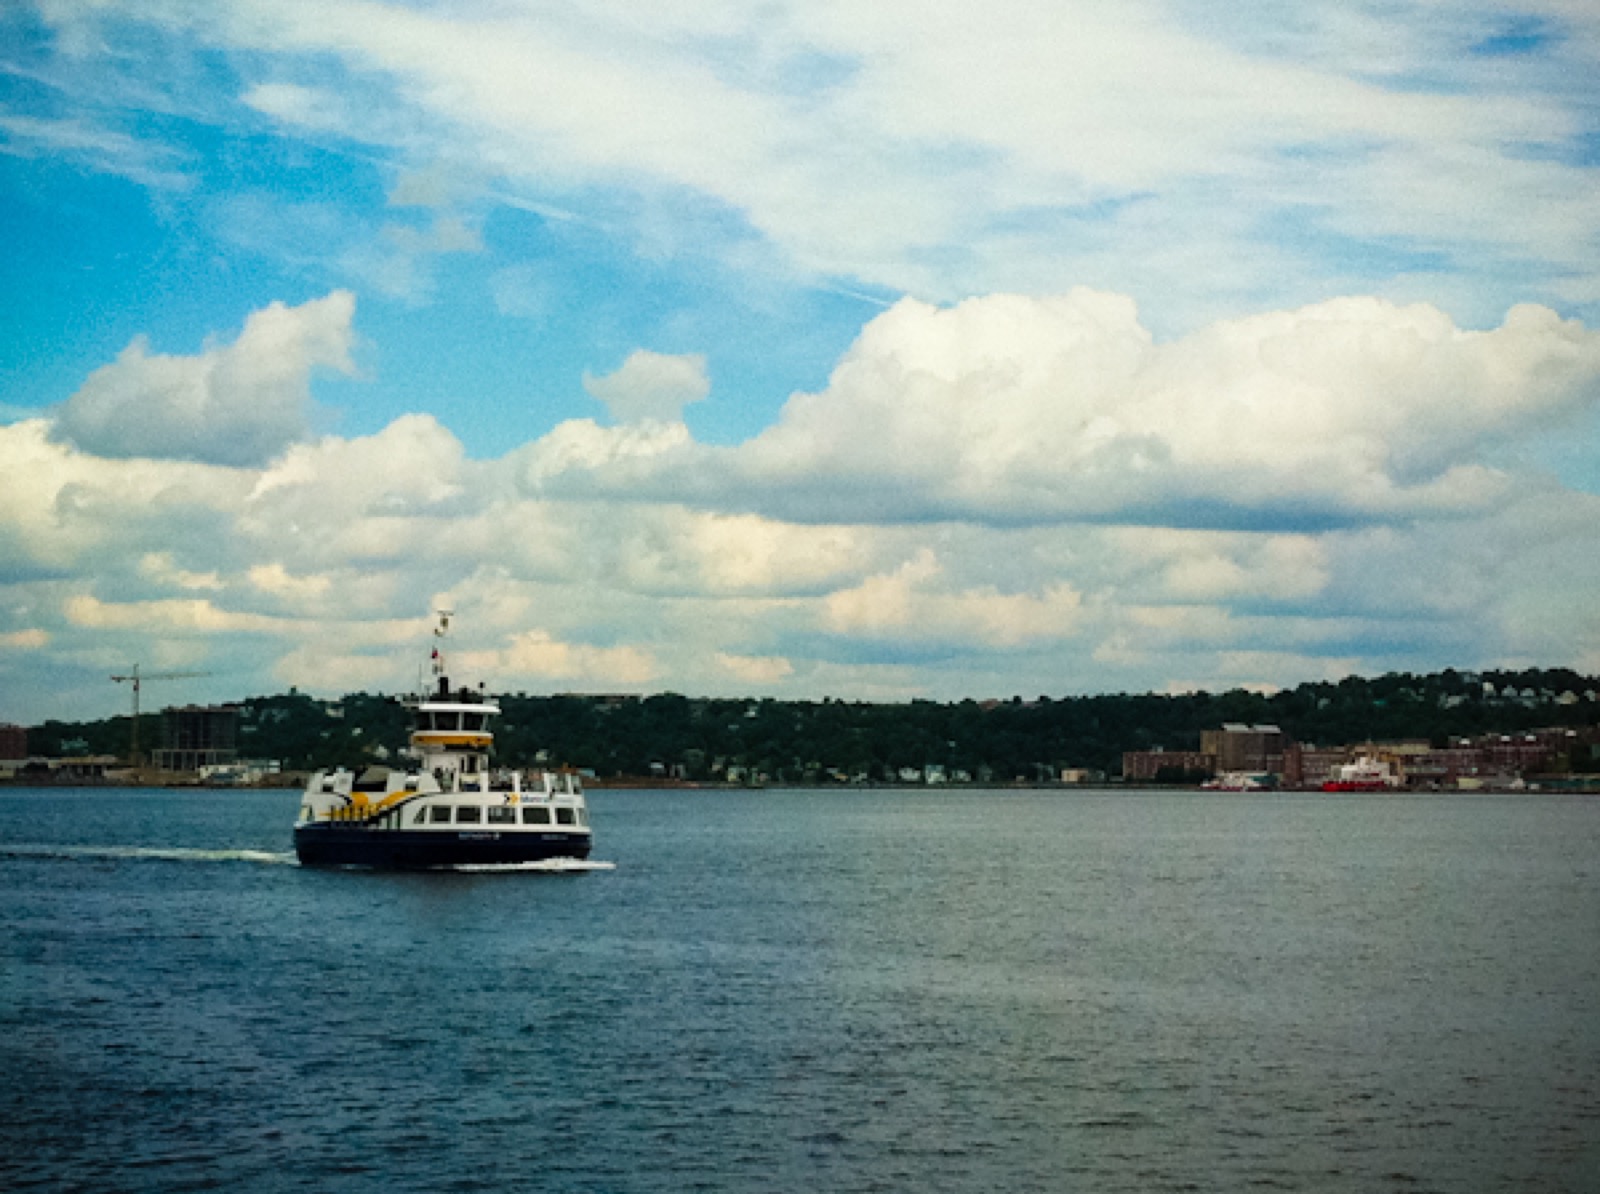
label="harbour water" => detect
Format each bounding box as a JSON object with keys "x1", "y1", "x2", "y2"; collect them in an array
[{"x1": 3, "y1": 786, "x2": 1598, "y2": 1192}]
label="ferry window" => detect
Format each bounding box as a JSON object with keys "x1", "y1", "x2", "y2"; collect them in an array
[
  {"x1": 456, "y1": 805, "x2": 482, "y2": 823},
  {"x1": 429, "y1": 805, "x2": 452, "y2": 824},
  {"x1": 464, "y1": 713, "x2": 486, "y2": 732},
  {"x1": 413, "y1": 807, "x2": 428, "y2": 824},
  {"x1": 555, "y1": 807, "x2": 576, "y2": 826},
  {"x1": 487, "y1": 806, "x2": 515, "y2": 824},
  {"x1": 522, "y1": 806, "x2": 551, "y2": 825}
]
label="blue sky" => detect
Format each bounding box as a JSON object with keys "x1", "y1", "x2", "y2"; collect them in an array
[{"x1": 2, "y1": 0, "x2": 1599, "y2": 725}]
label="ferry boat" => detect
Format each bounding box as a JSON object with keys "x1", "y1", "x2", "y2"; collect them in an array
[
  {"x1": 293, "y1": 616, "x2": 592, "y2": 868},
  {"x1": 1321, "y1": 755, "x2": 1401, "y2": 792}
]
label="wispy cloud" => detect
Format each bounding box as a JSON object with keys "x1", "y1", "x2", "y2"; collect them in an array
[
  {"x1": 0, "y1": 111, "x2": 191, "y2": 189},
  {"x1": 21, "y1": 0, "x2": 1599, "y2": 327}
]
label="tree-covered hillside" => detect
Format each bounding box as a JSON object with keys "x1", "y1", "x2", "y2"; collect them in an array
[{"x1": 23, "y1": 668, "x2": 1600, "y2": 781}]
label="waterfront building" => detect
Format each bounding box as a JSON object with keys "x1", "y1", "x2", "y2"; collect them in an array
[
  {"x1": 1121, "y1": 748, "x2": 1215, "y2": 782},
  {"x1": 1201, "y1": 724, "x2": 1287, "y2": 777},
  {"x1": 1283, "y1": 743, "x2": 1347, "y2": 787},
  {"x1": 0, "y1": 722, "x2": 27, "y2": 762},
  {"x1": 152, "y1": 705, "x2": 240, "y2": 773},
  {"x1": 1483, "y1": 733, "x2": 1555, "y2": 775}
]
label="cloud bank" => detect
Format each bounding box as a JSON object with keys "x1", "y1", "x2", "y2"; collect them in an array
[
  {"x1": 523, "y1": 291, "x2": 1600, "y2": 529},
  {"x1": 5, "y1": 289, "x2": 1600, "y2": 721}
]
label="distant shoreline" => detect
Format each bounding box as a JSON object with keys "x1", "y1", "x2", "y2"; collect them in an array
[{"x1": 5, "y1": 775, "x2": 1597, "y2": 795}]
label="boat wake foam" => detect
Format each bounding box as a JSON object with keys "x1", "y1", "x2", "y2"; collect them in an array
[
  {"x1": 448, "y1": 858, "x2": 616, "y2": 873},
  {"x1": 1, "y1": 844, "x2": 299, "y2": 866},
  {"x1": 2, "y1": 846, "x2": 616, "y2": 874}
]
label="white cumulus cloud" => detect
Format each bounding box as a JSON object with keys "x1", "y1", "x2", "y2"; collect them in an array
[
  {"x1": 715, "y1": 652, "x2": 795, "y2": 685},
  {"x1": 472, "y1": 629, "x2": 659, "y2": 687},
  {"x1": 675, "y1": 291, "x2": 1600, "y2": 530},
  {"x1": 52, "y1": 291, "x2": 358, "y2": 467},
  {"x1": 583, "y1": 350, "x2": 711, "y2": 426},
  {"x1": 823, "y1": 549, "x2": 1083, "y2": 648}
]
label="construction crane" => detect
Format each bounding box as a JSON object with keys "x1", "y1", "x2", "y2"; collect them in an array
[{"x1": 109, "y1": 665, "x2": 210, "y2": 767}]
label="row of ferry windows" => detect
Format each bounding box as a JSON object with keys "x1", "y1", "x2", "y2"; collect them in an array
[
  {"x1": 414, "y1": 803, "x2": 584, "y2": 827},
  {"x1": 415, "y1": 711, "x2": 490, "y2": 732}
]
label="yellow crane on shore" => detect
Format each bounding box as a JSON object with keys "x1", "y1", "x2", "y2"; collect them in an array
[{"x1": 109, "y1": 665, "x2": 209, "y2": 767}]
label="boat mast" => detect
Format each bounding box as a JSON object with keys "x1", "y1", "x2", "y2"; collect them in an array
[{"x1": 432, "y1": 608, "x2": 453, "y2": 697}]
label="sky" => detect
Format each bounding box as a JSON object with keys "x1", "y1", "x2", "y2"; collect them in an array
[{"x1": 2, "y1": 0, "x2": 1599, "y2": 724}]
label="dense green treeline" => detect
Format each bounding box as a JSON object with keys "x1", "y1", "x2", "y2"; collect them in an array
[{"x1": 25, "y1": 668, "x2": 1600, "y2": 780}]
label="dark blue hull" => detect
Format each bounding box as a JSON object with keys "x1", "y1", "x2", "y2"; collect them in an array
[{"x1": 294, "y1": 825, "x2": 592, "y2": 869}]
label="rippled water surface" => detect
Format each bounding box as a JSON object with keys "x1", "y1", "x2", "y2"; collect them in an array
[{"x1": 3, "y1": 786, "x2": 1598, "y2": 1192}]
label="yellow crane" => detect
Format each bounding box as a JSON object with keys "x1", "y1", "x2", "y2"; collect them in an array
[{"x1": 109, "y1": 665, "x2": 210, "y2": 767}]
